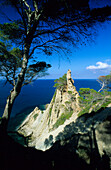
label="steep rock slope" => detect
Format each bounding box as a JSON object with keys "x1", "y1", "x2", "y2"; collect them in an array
[
  {"x1": 17, "y1": 70, "x2": 111, "y2": 168},
  {"x1": 53, "y1": 105, "x2": 111, "y2": 168},
  {"x1": 17, "y1": 70, "x2": 81, "y2": 150}
]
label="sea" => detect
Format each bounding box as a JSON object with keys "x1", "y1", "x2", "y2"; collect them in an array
[{"x1": 0, "y1": 79, "x2": 101, "y2": 118}]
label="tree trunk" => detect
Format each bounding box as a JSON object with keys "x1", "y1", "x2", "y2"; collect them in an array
[
  {"x1": 98, "y1": 82, "x2": 105, "y2": 92},
  {"x1": 1, "y1": 88, "x2": 18, "y2": 131},
  {"x1": 1, "y1": 45, "x2": 30, "y2": 132}
]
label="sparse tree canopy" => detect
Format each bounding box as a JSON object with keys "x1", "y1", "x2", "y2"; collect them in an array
[
  {"x1": 0, "y1": 0, "x2": 111, "y2": 55},
  {"x1": 0, "y1": 0, "x2": 111, "y2": 131},
  {"x1": 54, "y1": 74, "x2": 67, "y2": 90},
  {"x1": 0, "y1": 38, "x2": 51, "y2": 86},
  {"x1": 78, "y1": 87, "x2": 111, "y2": 117},
  {"x1": 97, "y1": 74, "x2": 111, "y2": 92}
]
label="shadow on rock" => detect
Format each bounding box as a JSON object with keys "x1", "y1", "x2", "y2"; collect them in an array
[{"x1": 0, "y1": 132, "x2": 90, "y2": 170}]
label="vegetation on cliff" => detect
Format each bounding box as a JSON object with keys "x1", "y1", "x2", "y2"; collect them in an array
[
  {"x1": 53, "y1": 74, "x2": 67, "y2": 90},
  {"x1": 97, "y1": 74, "x2": 111, "y2": 92},
  {"x1": 33, "y1": 113, "x2": 38, "y2": 120},
  {"x1": 53, "y1": 110, "x2": 73, "y2": 129},
  {"x1": 78, "y1": 88, "x2": 111, "y2": 117},
  {"x1": 49, "y1": 72, "x2": 111, "y2": 129},
  {"x1": 47, "y1": 71, "x2": 79, "y2": 129}
]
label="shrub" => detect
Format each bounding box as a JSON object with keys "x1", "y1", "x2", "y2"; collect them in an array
[
  {"x1": 53, "y1": 74, "x2": 67, "y2": 90},
  {"x1": 53, "y1": 110, "x2": 73, "y2": 129},
  {"x1": 101, "y1": 100, "x2": 111, "y2": 108},
  {"x1": 52, "y1": 90, "x2": 56, "y2": 103},
  {"x1": 78, "y1": 86, "x2": 111, "y2": 117},
  {"x1": 78, "y1": 106, "x2": 91, "y2": 117},
  {"x1": 68, "y1": 91, "x2": 72, "y2": 94},
  {"x1": 33, "y1": 113, "x2": 38, "y2": 120},
  {"x1": 78, "y1": 98, "x2": 111, "y2": 117},
  {"x1": 65, "y1": 101, "x2": 71, "y2": 104},
  {"x1": 49, "y1": 106, "x2": 52, "y2": 117},
  {"x1": 48, "y1": 106, "x2": 53, "y2": 125}
]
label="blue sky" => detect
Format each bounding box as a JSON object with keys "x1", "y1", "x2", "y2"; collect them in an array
[
  {"x1": 0, "y1": 1, "x2": 111, "y2": 80},
  {"x1": 40, "y1": 21, "x2": 111, "y2": 79}
]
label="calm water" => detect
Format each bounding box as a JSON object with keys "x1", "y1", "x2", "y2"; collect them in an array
[{"x1": 0, "y1": 79, "x2": 100, "y2": 117}]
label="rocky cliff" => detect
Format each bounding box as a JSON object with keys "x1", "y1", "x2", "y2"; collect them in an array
[
  {"x1": 17, "y1": 70, "x2": 81, "y2": 150},
  {"x1": 17, "y1": 70, "x2": 111, "y2": 168}
]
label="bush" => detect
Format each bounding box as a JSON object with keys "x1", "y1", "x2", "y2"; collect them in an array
[
  {"x1": 65, "y1": 101, "x2": 71, "y2": 104},
  {"x1": 68, "y1": 91, "x2": 72, "y2": 94},
  {"x1": 33, "y1": 114, "x2": 38, "y2": 120},
  {"x1": 53, "y1": 74, "x2": 67, "y2": 90},
  {"x1": 52, "y1": 91, "x2": 56, "y2": 103},
  {"x1": 78, "y1": 98, "x2": 111, "y2": 117},
  {"x1": 101, "y1": 100, "x2": 111, "y2": 108},
  {"x1": 78, "y1": 87, "x2": 111, "y2": 117},
  {"x1": 53, "y1": 111, "x2": 73, "y2": 129},
  {"x1": 49, "y1": 106, "x2": 52, "y2": 117},
  {"x1": 78, "y1": 106, "x2": 91, "y2": 117}
]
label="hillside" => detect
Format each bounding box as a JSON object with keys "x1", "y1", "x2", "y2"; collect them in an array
[{"x1": 17, "y1": 70, "x2": 111, "y2": 168}]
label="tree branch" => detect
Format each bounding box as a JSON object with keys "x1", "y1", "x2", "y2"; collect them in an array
[
  {"x1": 13, "y1": 1, "x2": 27, "y2": 34},
  {"x1": 22, "y1": 0, "x2": 31, "y2": 11},
  {"x1": 29, "y1": 36, "x2": 62, "y2": 57},
  {"x1": 33, "y1": 0, "x2": 38, "y2": 13},
  {"x1": 6, "y1": 75, "x2": 14, "y2": 86}
]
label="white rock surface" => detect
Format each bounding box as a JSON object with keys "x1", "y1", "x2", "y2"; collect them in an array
[{"x1": 17, "y1": 70, "x2": 81, "y2": 150}]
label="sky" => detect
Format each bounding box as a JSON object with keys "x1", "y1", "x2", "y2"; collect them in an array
[
  {"x1": 0, "y1": 0, "x2": 111, "y2": 80},
  {"x1": 43, "y1": 21, "x2": 111, "y2": 79}
]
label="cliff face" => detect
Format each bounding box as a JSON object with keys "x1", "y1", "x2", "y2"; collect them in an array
[
  {"x1": 53, "y1": 105, "x2": 111, "y2": 168},
  {"x1": 17, "y1": 70, "x2": 81, "y2": 150},
  {"x1": 17, "y1": 70, "x2": 111, "y2": 168},
  {"x1": 48, "y1": 69, "x2": 80, "y2": 129}
]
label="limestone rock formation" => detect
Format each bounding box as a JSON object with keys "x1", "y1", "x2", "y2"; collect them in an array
[
  {"x1": 17, "y1": 69, "x2": 111, "y2": 169},
  {"x1": 17, "y1": 69, "x2": 111, "y2": 168},
  {"x1": 17, "y1": 70, "x2": 81, "y2": 150}
]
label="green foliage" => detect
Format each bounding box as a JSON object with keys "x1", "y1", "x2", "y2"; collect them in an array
[
  {"x1": 48, "y1": 91, "x2": 57, "y2": 118},
  {"x1": 79, "y1": 88, "x2": 98, "y2": 96},
  {"x1": 68, "y1": 91, "x2": 72, "y2": 94},
  {"x1": 98, "y1": 75, "x2": 111, "y2": 83},
  {"x1": 41, "y1": 110, "x2": 44, "y2": 114},
  {"x1": 0, "y1": 41, "x2": 23, "y2": 85},
  {"x1": 48, "y1": 91, "x2": 57, "y2": 125},
  {"x1": 101, "y1": 100, "x2": 111, "y2": 108},
  {"x1": 0, "y1": 22, "x2": 24, "y2": 44},
  {"x1": 0, "y1": 39, "x2": 51, "y2": 85},
  {"x1": 33, "y1": 114, "x2": 38, "y2": 120},
  {"x1": 79, "y1": 88, "x2": 102, "y2": 101},
  {"x1": 54, "y1": 74, "x2": 67, "y2": 90},
  {"x1": 49, "y1": 106, "x2": 52, "y2": 117},
  {"x1": 52, "y1": 91, "x2": 56, "y2": 103},
  {"x1": 78, "y1": 106, "x2": 91, "y2": 117},
  {"x1": 78, "y1": 87, "x2": 111, "y2": 117},
  {"x1": 65, "y1": 101, "x2": 71, "y2": 104},
  {"x1": 0, "y1": 24, "x2": 52, "y2": 86},
  {"x1": 1, "y1": 0, "x2": 111, "y2": 128},
  {"x1": 53, "y1": 111, "x2": 73, "y2": 129},
  {"x1": 106, "y1": 91, "x2": 111, "y2": 95},
  {"x1": 97, "y1": 74, "x2": 111, "y2": 92},
  {"x1": 78, "y1": 99, "x2": 111, "y2": 117}
]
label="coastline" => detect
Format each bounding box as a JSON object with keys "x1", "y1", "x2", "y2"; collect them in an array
[{"x1": 8, "y1": 104, "x2": 46, "y2": 131}]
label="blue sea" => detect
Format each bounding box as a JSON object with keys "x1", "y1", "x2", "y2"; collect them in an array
[{"x1": 0, "y1": 79, "x2": 101, "y2": 118}]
